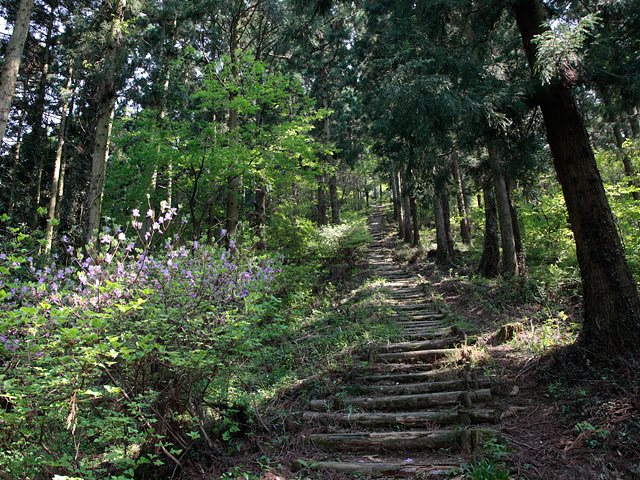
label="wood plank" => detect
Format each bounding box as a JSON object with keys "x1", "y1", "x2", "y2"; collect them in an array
[{"x1": 309, "y1": 388, "x2": 492, "y2": 411}]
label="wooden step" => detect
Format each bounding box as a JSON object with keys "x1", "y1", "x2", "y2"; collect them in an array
[
  {"x1": 374, "y1": 348, "x2": 459, "y2": 364},
  {"x1": 352, "y1": 362, "x2": 448, "y2": 375},
  {"x1": 393, "y1": 313, "x2": 444, "y2": 319},
  {"x1": 397, "y1": 320, "x2": 449, "y2": 327},
  {"x1": 378, "y1": 337, "x2": 462, "y2": 353},
  {"x1": 361, "y1": 367, "x2": 463, "y2": 383},
  {"x1": 400, "y1": 326, "x2": 449, "y2": 335},
  {"x1": 303, "y1": 408, "x2": 497, "y2": 428},
  {"x1": 361, "y1": 377, "x2": 492, "y2": 395},
  {"x1": 309, "y1": 388, "x2": 491, "y2": 411},
  {"x1": 307, "y1": 428, "x2": 497, "y2": 452},
  {"x1": 294, "y1": 459, "x2": 456, "y2": 477},
  {"x1": 394, "y1": 304, "x2": 442, "y2": 311},
  {"x1": 400, "y1": 331, "x2": 455, "y2": 340}
]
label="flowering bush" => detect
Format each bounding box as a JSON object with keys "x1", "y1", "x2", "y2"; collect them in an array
[{"x1": 0, "y1": 204, "x2": 279, "y2": 479}]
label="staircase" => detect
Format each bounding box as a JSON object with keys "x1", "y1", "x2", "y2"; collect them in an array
[{"x1": 297, "y1": 209, "x2": 500, "y2": 478}]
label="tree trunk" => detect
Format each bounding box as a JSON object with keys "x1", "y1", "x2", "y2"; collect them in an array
[
  {"x1": 85, "y1": 0, "x2": 126, "y2": 243},
  {"x1": 225, "y1": 107, "x2": 240, "y2": 242},
  {"x1": 487, "y1": 142, "x2": 519, "y2": 276},
  {"x1": 452, "y1": 156, "x2": 472, "y2": 245},
  {"x1": 329, "y1": 174, "x2": 340, "y2": 224},
  {"x1": 478, "y1": 183, "x2": 500, "y2": 278},
  {"x1": 391, "y1": 166, "x2": 400, "y2": 222},
  {"x1": 316, "y1": 175, "x2": 328, "y2": 225},
  {"x1": 86, "y1": 99, "x2": 116, "y2": 242},
  {"x1": 0, "y1": 0, "x2": 35, "y2": 144},
  {"x1": 8, "y1": 106, "x2": 26, "y2": 215},
  {"x1": 44, "y1": 67, "x2": 73, "y2": 254},
  {"x1": 441, "y1": 193, "x2": 454, "y2": 257},
  {"x1": 433, "y1": 195, "x2": 449, "y2": 265},
  {"x1": 399, "y1": 167, "x2": 412, "y2": 244},
  {"x1": 56, "y1": 90, "x2": 75, "y2": 220},
  {"x1": 514, "y1": 0, "x2": 640, "y2": 354},
  {"x1": 31, "y1": 5, "x2": 56, "y2": 228},
  {"x1": 505, "y1": 175, "x2": 525, "y2": 271},
  {"x1": 628, "y1": 105, "x2": 639, "y2": 138},
  {"x1": 396, "y1": 167, "x2": 406, "y2": 238},
  {"x1": 253, "y1": 184, "x2": 267, "y2": 250},
  {"x1": 410, "y1": 196, "x2": 420, "y2": 247}
]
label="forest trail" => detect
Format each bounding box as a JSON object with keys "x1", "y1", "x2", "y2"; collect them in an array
[{"x1": 297, "y1": 208, "x2": 501, "y2": 478}]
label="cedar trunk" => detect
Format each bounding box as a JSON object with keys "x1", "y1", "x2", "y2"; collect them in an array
[
  {"x1": 329, "y1": 174, "x2": 340, "y2": 224},
  {"x1": 433, "y1": 195, "x2": 449, "y2": 265},
  {"x1": 399, "y1": 168, "x2": 412, "y2": 244},
  {"x1": 478, "y1": 184, "x2": 500, "y2": 278},
  {"x1": 316, "y1": 175, "x2": 328, "y2": 226},
  {"x1": 253, "y1": 185, "x2": 267, "y2": 250},
  {"x1": 452, "y1": 156, "x2": 472, "y2": 245},
  {"x1": 514, "y1": 0, "x2": 640, "y2": 354},
  {"x1": 441, "y1": 193, "x2": 454, "y2": 257},
  {"x1": 487, "y1": 142, "x2": 519, "y2": 276},
  {"x1": 410, "y1": 196, "x2": 420, "y2": 247},
  {"x1": 390, "y1": 169, "x2": 399, "y2": 221},
  {"x1": 45, "y1": 68, "x2": 73, "y2": 253},
  {"x1": 0, "y1": 0, "x2": 35, "y2": 143},
  {"x1": 85, "y1": 0, "x2": 126, "y2": 243}
]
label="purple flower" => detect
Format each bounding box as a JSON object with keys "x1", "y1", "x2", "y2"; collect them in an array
[{"x1": 132, "y1": 209, "x2": 140, "y2": 218}]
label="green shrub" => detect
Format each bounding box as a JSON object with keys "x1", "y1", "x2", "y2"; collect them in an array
[{"x1": 308, "y1": 218, "x2": 372, "y2": 267}]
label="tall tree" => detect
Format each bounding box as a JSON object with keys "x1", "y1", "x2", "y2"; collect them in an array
[
  {"x1": 0, "y1": 0, "x2": 35, "y2": 144},
  {"x1": 513, "y1": 0, "x2": 640, "y2": 353},
  {"x1": 85, "y1": 0, "x2": 128, "y2": 242}
]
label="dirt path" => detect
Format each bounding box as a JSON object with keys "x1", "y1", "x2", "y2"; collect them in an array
[{"x1": 296, "y1": 209, "x2": 502, "y2": 478}]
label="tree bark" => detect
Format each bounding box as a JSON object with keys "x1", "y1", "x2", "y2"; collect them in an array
[
  {"x1": 505, "y1": 175, "x2": 525, "y2": 271},
  {"x1": 44, "y1": 67, "x2": 73, "y2": 254},
  {"x1": 0, "y1": 0, "x2": 35, "y2": 144},
  {"x1": 395, "y1": 167, "x2": 406, "y2": 238},
  {"x1": 514, "y1": 0, "x2": 640, "y2": 354},
  {"x1": 410, "y1": 196, "x2": 420, "y2": 247},
  {"x1": 316, "y1": 175, "x2": 328, "y2": 225},
  {"x1": 487, "y1": 142, "x2": 519, "y2": 276},
  {"x1": 85, "y1": 0, "x2": 127, "y2": 243},
  {"x1": 441, "y1": 192, "x2": 454, "y2": 257},
  {"x1": 399, "y1": 167, "x2": 412, "y2": 244},
  {"x1": 390, "y1": 166, "x2": 400, "y2": 222},
  {"x1": 8, "y1": 105, "x2": 26, "y2": 216},
  {"x1": 329, "y1": 173, "x2": 340, "y2": 224},
  {"x1": 253, "y1": 184, "x2": 267, "y2": 250},
  {"x1": 433, "y1": 195, "x2": 449, "y2": 265},
  {"x1": 478, "y1": 183, "x2": 500, "y2": 278},
  {"x1": 452, "y1": 156, "x2": 472, "y2": 245},
  {"x1": 31, "y1": 4, "x2": 56, "y2": 228}
]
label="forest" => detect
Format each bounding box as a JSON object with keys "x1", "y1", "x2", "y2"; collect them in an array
[{"x1": 0, "y1": 0, "x2": 639, "y2": 478}]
